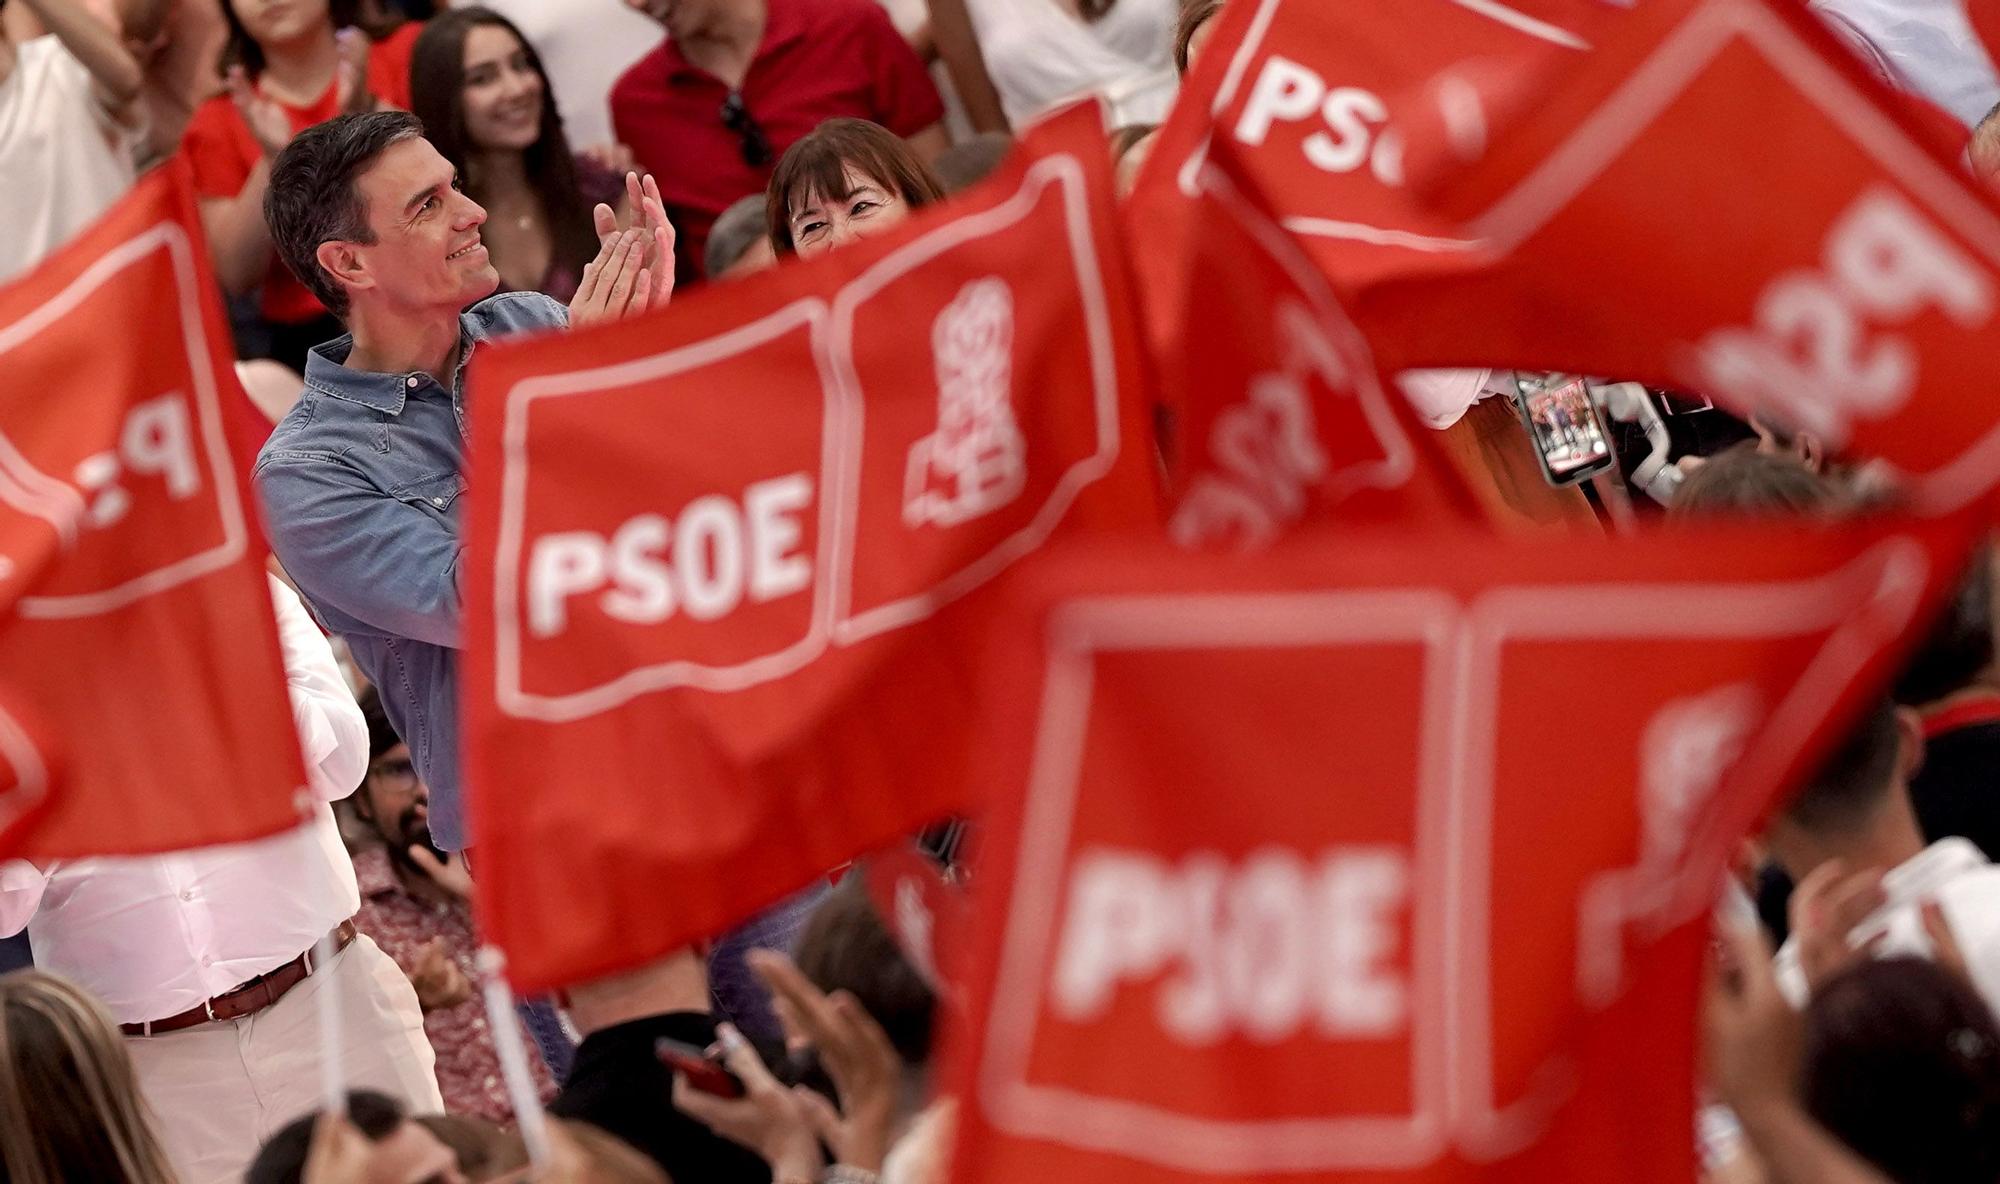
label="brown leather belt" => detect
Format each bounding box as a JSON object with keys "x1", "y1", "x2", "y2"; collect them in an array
[{"x1": 121, "y1": 920, "x2": 358, "y2": 1037}]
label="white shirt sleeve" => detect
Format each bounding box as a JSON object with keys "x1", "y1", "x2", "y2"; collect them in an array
[
  {"x1": 0, "y1": 859, "x2": 52, "y2": 937},
  {"x1": 268, "y1": 575, "x2": 369, "y2": 803}
]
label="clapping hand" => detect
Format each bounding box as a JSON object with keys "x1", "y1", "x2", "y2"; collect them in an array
[
  {"x1": 592, "y1": 172, "x2": 676, "y2": 308},
  {"x1": 226, "y1": 66, "x2": 293, "y2": 159}
]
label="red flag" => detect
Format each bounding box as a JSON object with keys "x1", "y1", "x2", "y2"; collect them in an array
[
  {"x1": 945, "y1": 516, "x2": 1973, "y2": 1182},
  {"x1": 0, "y1": 161, "x2": 307, "y2": 858},
  {"x1": 1354, "y1": 0, "x2": 2000, "y2": 516},
  {"x1": 463, "y1": 105, "x2": 1159, "y2": 992},
  {"x1": 1164, "y1": 150, "x2": 1485, "y2": 545},
  {"x1": 1127, "y1": 0, "x2": 1598, "y2": 360}
]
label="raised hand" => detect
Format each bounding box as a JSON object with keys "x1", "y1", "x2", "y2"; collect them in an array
[
  {"x1": 333, "y1": 26, "x2": 373, "y2": 115},
  {"x1": 593, "y1": 172, "x2": 677, "y2": 308},
  {"x1": 405, "y1": 844, "x2": 474, "y2": 900},
  {"x1": 226, "y1": 66, "x2": 293, "y2": 159},
  {"x1": 751, "y1": 949, "x2": 902, "y2": 1172},
  {"x1": 1787, "y1": 859, "x2": 1888, "y2": 993},
  {"x1": 672, "y1": 1022, "x2": 826, "y2": 1182},
  {"x1": 569, "y1": 228, "x2": 654, "y2": 326}
]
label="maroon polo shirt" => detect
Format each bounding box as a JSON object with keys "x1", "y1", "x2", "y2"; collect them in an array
[{"x1": 610, "y1": 0, "x2": 945, "y2": 288}]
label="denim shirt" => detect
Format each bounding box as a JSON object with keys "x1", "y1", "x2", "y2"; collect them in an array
[{"x1": 254, "y1": 292, "x2": 568, "y2": 851}]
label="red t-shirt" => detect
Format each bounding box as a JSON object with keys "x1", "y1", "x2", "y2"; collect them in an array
[
  {"x1": 609, "y1": 0, "x2": 944, "y2": 288},
  {"x1": 180, "y1": 24, "x2": 421, "y2": 326}
]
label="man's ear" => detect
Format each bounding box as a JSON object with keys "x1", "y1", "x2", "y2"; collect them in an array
[
  {"x1": 314, "y1": 239, "x2": 372, "y2": 305},
  {"x1": 1894, "y1": 705, "x2": 1927, "y2": 784}
]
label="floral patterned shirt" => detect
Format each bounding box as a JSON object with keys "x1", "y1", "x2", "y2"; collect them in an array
[{"x1": 350, "y1": 845, "x2": 556, "y2": 1123}]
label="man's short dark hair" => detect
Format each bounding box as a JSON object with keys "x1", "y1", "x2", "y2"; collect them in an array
[
  {"x1": 1895, "y1": 546, "x2": 1994, "y2": 706},
  {"x1": 792, "y1": 873, "x2": 936, "y2": 1067},
  {"x1": 246, "y1": 1090, "x2": 407, "y2": 1184},
  {"x1": 264, "y1": 111, "x2": 425, "y2": 318},
  {"x1": 1779, "y1": 697, "x2": 1902, "y2": 837}
]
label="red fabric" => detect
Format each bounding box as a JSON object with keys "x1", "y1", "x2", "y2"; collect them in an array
[
  {"x1": 0, "y1": 160, "x2": 306, "y2": 859},
  {"x1": 1123, "y1": 0, "x2": 1593, "y2": 363},
  {"x1": 609, "y1": 0, "x2": 945, "y2": 289},
  {"x1": 1345, "y1": 0, "x2": 2000, "y2": 518},
  {"x1": 350, "y1": 846, "x2": 557, "y2": 1124},
  {"x1": 1161, "y1": 147, "x2": 1485, "y2": 543},
  {"x1": 462, "y1": 105, "x2": 1157, "y2": 993},
  {"x1": 179, "y1": 32, "x2": 416, "y2": 325},
  {"x1": 945, "y1": 516, "x2": 1975, "y2": 1183},
  {"x1": 1921, "y1": 691, "x2": 2000, "y2": 738}
]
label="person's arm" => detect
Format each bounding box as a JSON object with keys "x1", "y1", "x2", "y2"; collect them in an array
[
  {"x1": 923, "y1": 0, "x2": 1009, "y2": 134},
  {"x1": 199, "y1": 70, "x2": 294, "y2": 294},
  {"x1": 268, "y1": 574, "x2": 370, "y2": 802},
  {"x1": 17, "y1": 0, "x2": 141, "y2": 114},
  {"x1": 255, "y1": 458, "x2": 464, "y2": 650},
  {"x1": 904, "y1": 121, "x2": 949, "y2": 161},
  {"x1": 1704, "y1": 921, "x2": 1891, "y2": 1184}
]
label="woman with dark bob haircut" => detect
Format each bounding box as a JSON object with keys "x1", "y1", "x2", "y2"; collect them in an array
[
  {"x1": 766, "y1": 118, "x2": 947, "y2": 258},
  {"x1": 409, "y1": 7, "x2": 625, "y2": 302}
]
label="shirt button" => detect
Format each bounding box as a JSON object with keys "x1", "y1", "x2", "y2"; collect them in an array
[
  {"x1": 179, "y1": 888, "x2": 194, "y2": 902},
  {"x1": 406, "y1": 376, "x2": 420, "y2": 388},
  {"x1": 431, "y1": 497, "x2": 445, "y2": 507},
  {"x1": 200, "y1": 955, "x2": 214, "y2": 967}
]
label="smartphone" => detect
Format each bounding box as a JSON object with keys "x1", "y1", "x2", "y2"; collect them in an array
[
  {"x1": 655, "y1": 1037, "x2": 744, "y2": 1099},
  {"x1": 1512, "y1": 372, "x2": 1617, "y2": 485}
]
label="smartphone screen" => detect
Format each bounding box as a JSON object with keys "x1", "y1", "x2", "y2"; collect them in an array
[{"x1": 1514, "y1": 373, "x2": 1616, "y2": 485}]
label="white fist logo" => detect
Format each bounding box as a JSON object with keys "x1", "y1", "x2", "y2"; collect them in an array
[{"x1": 904, "y1": 278, "x2": 1027, "y2": 527}]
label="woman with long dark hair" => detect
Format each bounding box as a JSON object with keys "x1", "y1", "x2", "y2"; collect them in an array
[
  {"x1": 409, "y1": 7, "x2": 624, "y2": 302},
  {"x1": 181, "y1": 0, "x2": 420, "y2": 369}
]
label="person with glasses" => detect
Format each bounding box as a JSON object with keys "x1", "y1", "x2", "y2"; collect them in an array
[
  {"x1": 610, "y1": 0, "x2": 947, "y2": 289},
  {"x1": 347, "y1": 686, "x2": 557, "y2": 1128}
]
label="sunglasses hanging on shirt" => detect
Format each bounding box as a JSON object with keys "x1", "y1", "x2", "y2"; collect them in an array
[{"x1": 720, "y1": 91, "x2": 774, "y2": 168}]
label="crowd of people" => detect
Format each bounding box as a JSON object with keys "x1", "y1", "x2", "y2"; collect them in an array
[{"x1": 0, "y1": 0, "x2": 1998, "y2": 1181}]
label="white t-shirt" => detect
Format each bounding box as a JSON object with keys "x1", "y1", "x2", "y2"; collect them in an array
[
  {"x1": 1810, "y1": 0, "x2": 2000, "y2": 126},
  {"x1": 966, "y1": 0, "x2": 1180, "y2": 128},
  {"x1": 1775, "y1": 837, "x2": 2000, "y2": 1016},
  {"x1": 480, "y1": 0, "x2": 665, "y2": 152},
  {"x1": 0, "y1": 35, "x2": 140, "y2": 283}
]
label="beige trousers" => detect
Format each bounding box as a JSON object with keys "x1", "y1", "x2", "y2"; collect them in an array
[{"x1": 126, "y1": 934, "x2": 443, "y2": 1184}]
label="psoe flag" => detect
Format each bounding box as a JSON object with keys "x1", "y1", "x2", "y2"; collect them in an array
[
  {"x1": 0, "y1": 160, "x2": 306, "y2": 859},
  {"x1": 462, "y1": 104, "x2": 1159, "y2": 993},
  {"x1": 948, "y1": 515, "x2": 1974, "y2": 1182}
]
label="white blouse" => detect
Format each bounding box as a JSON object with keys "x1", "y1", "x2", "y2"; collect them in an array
[{"x1": 966, "y1": 0, "x2": 1181, "y2": 128}]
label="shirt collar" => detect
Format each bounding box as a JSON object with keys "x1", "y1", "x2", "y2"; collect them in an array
[
  {"x1": 662, "y1": 0, "x2": 807, "y2": 82},
  {"x1": 1884, "y1": 836, "x2": 1990, "y2": 904},
  {"x1": 300, "y1": 306, "x2": 500, "y2": 415},
  {"x1": 352, "y1": 843, "x2": 404, "y2": 900}
]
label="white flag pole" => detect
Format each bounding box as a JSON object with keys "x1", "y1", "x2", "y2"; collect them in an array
[{"x1": 478, "y1": 946, "x2": 552, "y2": 1167}]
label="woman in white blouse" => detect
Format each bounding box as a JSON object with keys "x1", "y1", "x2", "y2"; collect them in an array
[{"x1": 928, "y1": 0, "x2": 1180, "y2": 129}]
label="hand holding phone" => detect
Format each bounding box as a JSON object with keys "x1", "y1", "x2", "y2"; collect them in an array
[{"x1": 656, "y1": 1036, "x2": 745, "y2": 1099}]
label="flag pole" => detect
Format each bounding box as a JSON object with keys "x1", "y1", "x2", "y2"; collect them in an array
[{"x1": 478, "y1": 945, "x2": 553, "y2": 1167}]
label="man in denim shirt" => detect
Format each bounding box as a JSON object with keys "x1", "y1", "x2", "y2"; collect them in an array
[{"x1": 253, "y1": 111, "x2": 670, "y2": 856}]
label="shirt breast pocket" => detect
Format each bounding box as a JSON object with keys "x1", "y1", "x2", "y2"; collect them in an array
[{"x1": 391, "y1": 473, "x2": 466, "y2": 521}]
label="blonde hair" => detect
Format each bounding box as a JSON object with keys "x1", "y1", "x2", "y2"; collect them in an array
[{"x1": 0, "y1": 972, "x2": 179, "y2": 1184}]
